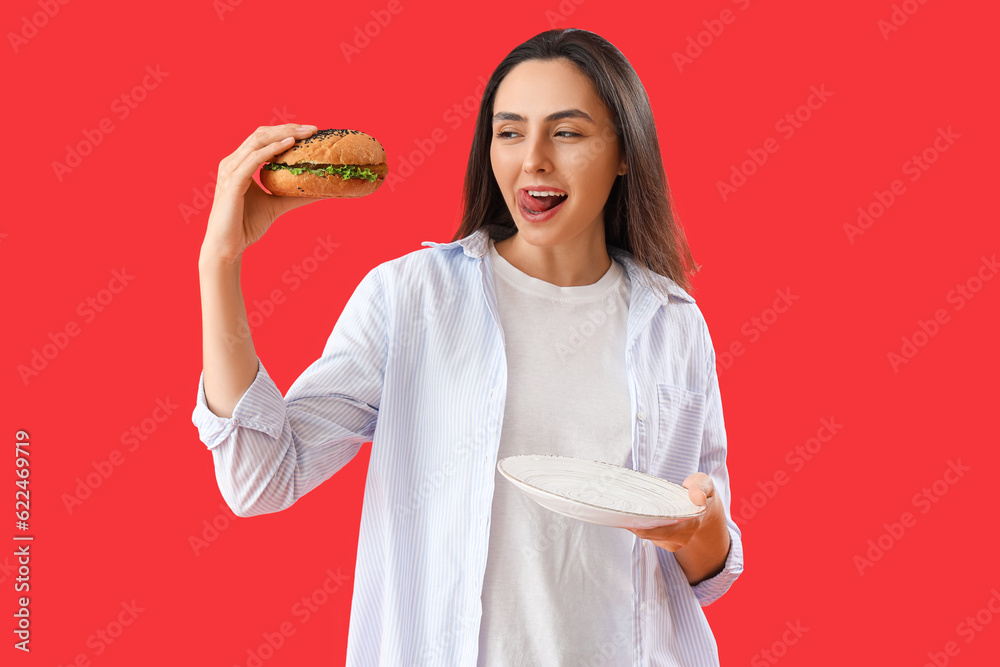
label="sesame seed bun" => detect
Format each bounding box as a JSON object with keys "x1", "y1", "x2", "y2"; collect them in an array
[{"x1": 259, "y1": 129, "x2": 388, "y2": 198}]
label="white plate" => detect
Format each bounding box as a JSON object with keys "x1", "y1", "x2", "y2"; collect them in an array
[{"x1": 497, "y1": 454, "x2": 705, "y2": 529}]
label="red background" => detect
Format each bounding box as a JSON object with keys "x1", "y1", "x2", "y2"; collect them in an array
[{"x1": 4, "y1": 0, "x2": 999, "y2": 664}]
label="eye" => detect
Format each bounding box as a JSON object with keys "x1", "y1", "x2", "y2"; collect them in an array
[
  {"x1": 495, "y1": 131, "x2": 518, "y2": 139},
  {"x1": 556, "y1": 131, "x2": 581, "y2": 137}
]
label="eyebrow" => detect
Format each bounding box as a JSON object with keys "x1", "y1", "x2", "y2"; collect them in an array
[{"x1": 491, "y1": 109, "x2": 595, "y2": 124}]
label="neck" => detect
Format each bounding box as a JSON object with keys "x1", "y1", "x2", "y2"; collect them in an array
[{"x1": 493, "y1": 229, "x2": 612, "y2": 287}]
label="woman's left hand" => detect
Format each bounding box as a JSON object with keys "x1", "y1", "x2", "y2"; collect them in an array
[{"x1": 626, "y1": 472, "x2": 721, "y2": 552}]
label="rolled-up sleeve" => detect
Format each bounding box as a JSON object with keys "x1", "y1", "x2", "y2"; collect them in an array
[
  {"x1": 690, "y1": 343, "x2": 744, "y2": 607},
  {"x1": 190, "y1": 265, "x2": 387, "y2": 517},
  {"x1": 192, "y1": 358, "x2": 285, "y2": 449}
]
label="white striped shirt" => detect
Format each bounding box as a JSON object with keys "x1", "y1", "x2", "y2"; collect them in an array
[{"x1": 191, "y1": 227, "x2": 744, "y2": 666}]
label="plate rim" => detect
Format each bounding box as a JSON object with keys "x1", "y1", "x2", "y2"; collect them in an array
[{"x1": 497, "y1": 454, "x2": 706, "y2": 521}]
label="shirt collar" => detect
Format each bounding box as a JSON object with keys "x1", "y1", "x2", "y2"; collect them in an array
[{"x1": 421, "y1": 228, "x2": 695, "y2": 305}]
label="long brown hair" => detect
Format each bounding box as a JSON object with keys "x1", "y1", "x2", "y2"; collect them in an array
[{"x1": 451, "y1": 28, "x2": 700, "y2": 296}]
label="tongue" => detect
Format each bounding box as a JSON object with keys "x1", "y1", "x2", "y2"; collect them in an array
[{"x1": 527, "y1": 194, "x2": 564, "y2": 212}]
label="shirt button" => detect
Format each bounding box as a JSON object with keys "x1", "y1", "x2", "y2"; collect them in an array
[{"x1": 637, "y1": 410, "x2": 646, "y2": 422}]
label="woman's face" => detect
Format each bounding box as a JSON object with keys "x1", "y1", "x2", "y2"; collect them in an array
[{"x1": 490, "y1": 58, "x2": 626, "y2": 248}]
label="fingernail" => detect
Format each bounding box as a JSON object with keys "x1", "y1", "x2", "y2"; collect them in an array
[
  {"x1": 281, "y1": 137, "x2": 294, "y2": 143},
  {"x1": 295, "y1": 125, "x2": 316, "y2": 131}
]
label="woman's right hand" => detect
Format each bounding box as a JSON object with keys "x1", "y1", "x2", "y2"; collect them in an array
[{"x1": 201, "y1": 124, "x2": 327, "y2": 263}]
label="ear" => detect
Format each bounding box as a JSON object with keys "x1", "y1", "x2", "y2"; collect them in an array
[{"x1": 617, "y1": 149, "x2": 628, "y2": 175}]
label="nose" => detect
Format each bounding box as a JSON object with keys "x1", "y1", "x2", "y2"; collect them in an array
[{"x1": 521, "y1": 132, "x2": 553, "y2": 174}]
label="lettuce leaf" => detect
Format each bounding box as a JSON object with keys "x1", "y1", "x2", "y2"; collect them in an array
[{"x1": 263, "y1": 162, "x2": 379, "y2": 182}]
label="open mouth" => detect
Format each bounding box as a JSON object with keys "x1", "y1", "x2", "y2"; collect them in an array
[{"x1": 518, "y1": 189, "x2": 568, "y2": 217}]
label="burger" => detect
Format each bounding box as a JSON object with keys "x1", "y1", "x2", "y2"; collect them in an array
[{"x1": 260, "y1": 128, "x2": 388, "y2": 198}]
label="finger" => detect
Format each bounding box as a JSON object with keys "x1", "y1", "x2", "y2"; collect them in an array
[
  {"x1": 645, "y1": 535, "x2": 688, "y2": 552},
  {"x1": 224, "y1": 124, "x2": 317, "y2": 177},
  {"x1": 629, "y1": 517, "x2": 695, "y2": 540},
  {"x1": 683, "y1": 473, "x2": 711, "y2": 505},
  {"x1": 271, "y1": 192, "x2": 330, "y2": 216},
  {"x1": 228, "y1": 136, "x2": 305, "y2": 190},
  {"x1": 628, "y1": 527, "x2": 662, "y2": 540},
  {"x1": 234, "y1": 123, "x2": 317, "y2": 164}
]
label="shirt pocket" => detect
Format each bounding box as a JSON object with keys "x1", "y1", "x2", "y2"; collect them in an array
[{"x1": 651, "y1": 383, "x2": 707, "y2": 484}]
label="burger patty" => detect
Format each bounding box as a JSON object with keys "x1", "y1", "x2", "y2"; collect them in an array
[
  {"x1": 297, "y1": 162, "x2": 387, "y2": 173},
  {"x1": 268, "y1": 162, "x2": 388, "y2": 174}
]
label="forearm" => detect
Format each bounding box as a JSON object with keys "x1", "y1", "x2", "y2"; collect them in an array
[
  {"x1": 199, "y1": 247, "x2": 259, "y2": 419},
  {"x1": 672, "y1": 503, "x2": 731, "y2": 585}
]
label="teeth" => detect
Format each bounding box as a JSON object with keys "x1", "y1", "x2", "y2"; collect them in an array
[{"x1": 527, "y1": 190, "x2": 567, "y2": 197}]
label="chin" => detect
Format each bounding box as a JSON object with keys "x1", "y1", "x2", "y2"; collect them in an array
[{"x1": 509, "y1": 222, "x2": 560, "y2": 245}]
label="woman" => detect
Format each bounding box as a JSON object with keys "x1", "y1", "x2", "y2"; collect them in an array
[{"x1": 194, "y1": 28, "x2": 743, "y2": 666}]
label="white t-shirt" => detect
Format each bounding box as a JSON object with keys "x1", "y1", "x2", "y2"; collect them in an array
[{"x1": 477, "y1": 238, "x2": 636, "y2": 666}]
